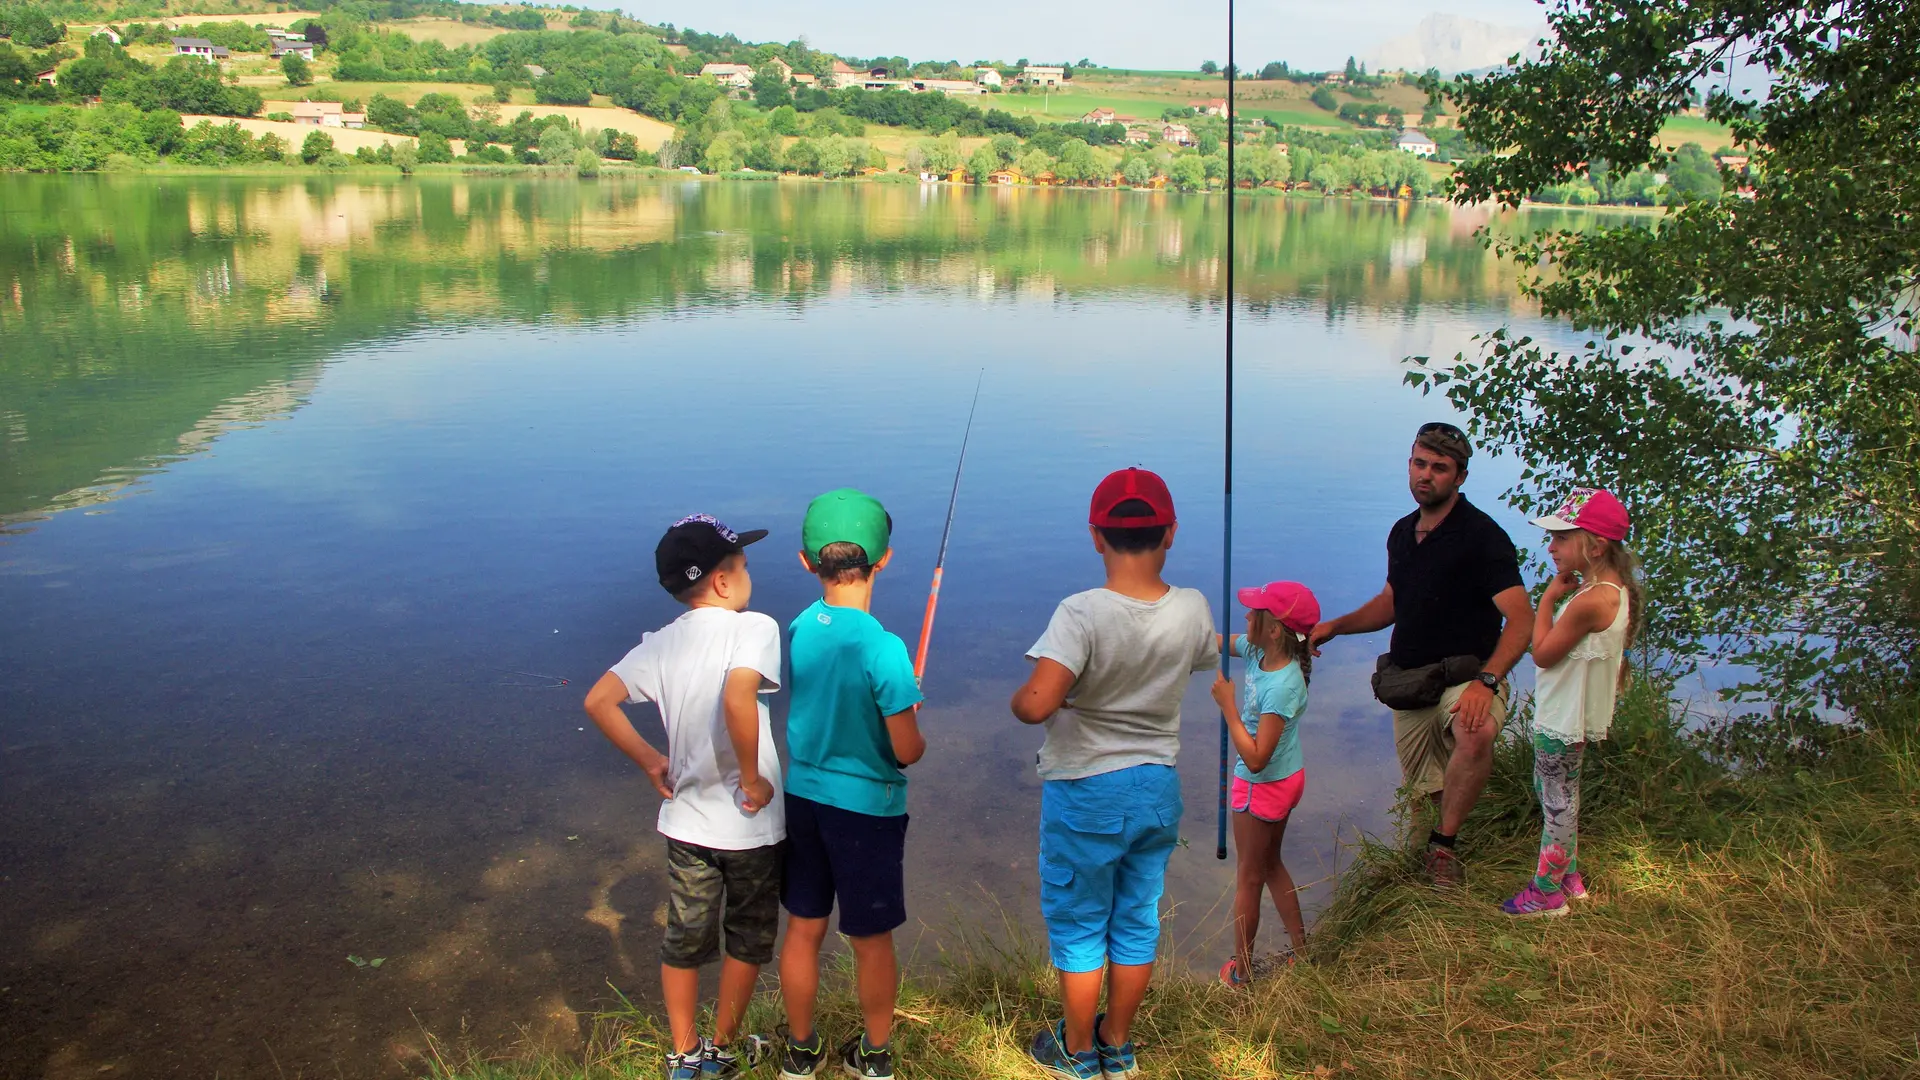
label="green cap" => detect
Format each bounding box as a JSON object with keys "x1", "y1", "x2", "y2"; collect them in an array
[{"x1": 802, "y1": 488, "x2": 891, "y2": 564}]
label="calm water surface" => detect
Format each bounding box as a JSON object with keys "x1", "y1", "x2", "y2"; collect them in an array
[{"x1": 0, "y1": 176, "x2": 1597, "y2": 1078}]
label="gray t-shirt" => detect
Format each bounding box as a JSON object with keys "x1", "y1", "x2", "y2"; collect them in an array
[{"x1": 1025, "y1": 585, "x2": 1219, "y2": 781}]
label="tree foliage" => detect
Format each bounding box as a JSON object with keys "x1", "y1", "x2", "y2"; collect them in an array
[{"x1": 1418, "y1": 0, "x2": 1920, "y2": 707}]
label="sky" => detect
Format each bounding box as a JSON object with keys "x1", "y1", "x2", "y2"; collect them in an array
[{"x1": 584, "y1": 0, "x2": 1550, "y2": 72}]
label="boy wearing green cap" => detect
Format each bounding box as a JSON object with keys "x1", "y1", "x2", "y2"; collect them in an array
[{"x1": 777, "y1": 488, "x2": 926, "y2": 1080}]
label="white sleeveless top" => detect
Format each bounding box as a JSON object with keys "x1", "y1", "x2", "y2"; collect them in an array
[{"x1": 1533, "y1": 582, "x2": 1628, "y2": 743}]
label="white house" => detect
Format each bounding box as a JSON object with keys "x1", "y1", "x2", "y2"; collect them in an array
[
  {"x1": 91, "y1": 27, "x2": 121, "y2": 44},
  {"x1": 171, "y1": 37, "x2": 229, "y2": 63},
  {"x1": 1161, "y1": 122, "x2": 1195, "y2": 146},
  {"x1": 1019, "y1": 64, "x2": 1064, "y2": 87},
  {"x1": 1192, "y1": 98, "x2": 1228, "y2": 117},
  {"x1": 1395, "y1": 129, "x2": 1437, "y2": 157},
  {"x1": 267, "y1": 30, "x2": 314, "y2": 59},
  {"x1": 974, "y1": 68, "x2": 1002, "y2": 88},
  {"x1": 700, "y1": 62, "x2": 755, "y2": 90},
  {"x1": 291, "y1": 101, "x2": 365, "y2": 129}
]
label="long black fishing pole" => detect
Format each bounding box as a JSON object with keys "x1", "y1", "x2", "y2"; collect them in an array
[
  {"x1": 1217, "y1": 0, "x2": 1237, "y2": 862},
  {"x1": 914, "y1": 369, "x2": 984, "y2": 682}
]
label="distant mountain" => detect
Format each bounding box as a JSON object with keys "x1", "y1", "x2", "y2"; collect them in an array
[{"x1": 1363, "y1": 14, "x2": 1548, "y2": 76}]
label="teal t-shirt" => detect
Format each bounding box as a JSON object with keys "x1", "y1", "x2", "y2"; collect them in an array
[
  {"x1": 1231, "y1": 637, "x2": 1308, "y2": 784},
  {"x1": 785, "y1": 600, "x2": 925, "y2": 817}
]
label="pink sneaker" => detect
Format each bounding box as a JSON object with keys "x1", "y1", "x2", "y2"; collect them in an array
[
  {"x1": 1500, "y1": 883, "x2": 1568, "y2": 918},
  {"x1": 1562, "y1": 872, "x2": 1588, "y2": 899}
]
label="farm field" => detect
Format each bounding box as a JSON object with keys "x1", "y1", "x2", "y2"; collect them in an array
[
  {"x1": 285, "y1": 81, "x2": 533, "y2": 106},
  {"x1": 1661, "y1": 114, "x2": 1736, "y2": 149},
  {"x1": 180, "y1": 113, "x2": 454, "y2": 154},
  {"x1": 385, "y1": 17, "x2": 511, "y2": 47}
]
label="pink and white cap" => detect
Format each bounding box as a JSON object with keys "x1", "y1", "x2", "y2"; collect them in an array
[
  {"x1": 1236, "y1": 581, "x2": 1321, "y2": 635},
  {"x1": 1529, "y1": 487, "x2": 1630, "y2": 541}
]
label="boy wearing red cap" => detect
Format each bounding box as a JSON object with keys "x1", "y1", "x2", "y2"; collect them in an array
[{"x1": 1011, "y1": 468, "x2": 1219, "y2": 1080}]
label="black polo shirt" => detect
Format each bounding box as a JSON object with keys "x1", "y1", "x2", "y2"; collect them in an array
[{"x1": 1386, "y1": 496, "x2": 1524, "y2": 668}]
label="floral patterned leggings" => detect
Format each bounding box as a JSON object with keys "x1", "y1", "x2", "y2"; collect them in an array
[{"x1": 1532, "y1": 732, "x2": 1586, "y2": 893}]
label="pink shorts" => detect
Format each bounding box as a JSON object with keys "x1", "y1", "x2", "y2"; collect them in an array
[{"x1": 1231, "y1": 771, "x2": 1305, "y2": 823}]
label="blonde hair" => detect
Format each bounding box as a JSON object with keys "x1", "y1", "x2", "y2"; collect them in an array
[
  {"x1": 1248, "y1": 609, "x2": 1312, "y2": 685},
  {"x1": 1573, "y1": 532, "x2": 1645, "y2": 692}
]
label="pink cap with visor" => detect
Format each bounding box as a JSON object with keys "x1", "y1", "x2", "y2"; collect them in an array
[
  {"x1": 1236, "y1": 581, "x2": 1321, "y2": 635},
  {"x1": 1528, "y1": 487, "x2": 1630, "y2": 541}
]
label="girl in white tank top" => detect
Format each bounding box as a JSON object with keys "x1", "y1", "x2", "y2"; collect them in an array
[{"x1": 1502, "y1": 488, "x2": 1640, "y2": 918}]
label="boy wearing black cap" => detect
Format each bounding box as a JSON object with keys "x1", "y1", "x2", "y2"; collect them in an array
[
  {"x1": 582, "y1": 514, "x2": 784, "y2": 1080},
  {"x1": 1011, "y1": 468, "x2": 1220, "y2": 1080}
]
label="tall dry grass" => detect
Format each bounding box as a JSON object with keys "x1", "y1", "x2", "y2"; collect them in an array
[{"x1": 429, "y1": 689, "x2": 1919, "y2": 1079}]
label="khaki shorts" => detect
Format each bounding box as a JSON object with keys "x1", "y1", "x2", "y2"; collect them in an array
[{"x1": 1392, "y1": 680, "x2": 1510, "y2": 796}]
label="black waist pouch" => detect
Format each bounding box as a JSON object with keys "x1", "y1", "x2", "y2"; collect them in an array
[{"x1": 1371, "y1": 653, "x2": 1484, "y2": 710}]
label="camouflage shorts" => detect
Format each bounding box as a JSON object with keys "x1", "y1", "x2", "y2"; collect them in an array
[{"x1": 661, "y1": 838, "x2": 784, "y2": 969}]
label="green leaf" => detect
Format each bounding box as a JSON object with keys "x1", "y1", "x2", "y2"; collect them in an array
[{"x1": 1317, "y1": 1013, "x2": 1344, "y2": 1033}]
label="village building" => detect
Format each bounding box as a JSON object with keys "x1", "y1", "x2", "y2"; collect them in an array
[
  {"x1": 291, "y1": 101, "x2": 366, "y2": 129},
  {"x1": 974, "y1": 68, "x2": 1002, "y2": 88},
  {"x1": 913, "y1": 78, "x2": 984, "y2": 96},
  {"x1": 1395, "y1": 129, "x2": 1437, "y2": 156},
  {"x1": 761, "y1": 56, "x2": 792, "y2": 81},
  {"x1": 35, "y1": 67, "x2": 57, "y2": 85},
  {"x1": 267, "y1": 30, "x2": 314, "y2": 59},
  {"x1": 1192, "y1": 98, "x2": 1228, "y2": 117},
  {"x1": 171, "y1": 37, "x2": 230, "y2": 63},
  {"x1": 1082, "y1": 107, "x2": 1117, "y2": 124},
  {"x1": 1124, "y1": 126, "x2": 1154, "y2": 144},
  {"x1": 826, "y1": 59, "x2": 861, "y2": 88},
  {"x1": 524, "y1": 64, "x2": 547, "y2": 79},
  {"x1": 791, "y1": 73, "x2": 818, "y2": 87},
  {"x1": 91, "y1": 27, "x2": 121, "y2": 44},
  {"x1": 1161, "y1": 122, "x2": 1195, "y2": 146},
  {"x1": 1018, "y1": 64, "x2": 1065, "y2": 87},
  {"x1": 699, "y1": 62, "x2": 756, "y2": 90},
  {"x1": 1322, "y1": 71, "x2": 1348, "y2": 86}
]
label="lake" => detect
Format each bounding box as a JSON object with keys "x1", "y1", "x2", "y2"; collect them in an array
[{"x1": 0, "y1": 175, "x2": 1597, "y2": 1078}]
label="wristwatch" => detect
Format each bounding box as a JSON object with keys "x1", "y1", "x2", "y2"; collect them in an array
[{"x1": 1473, "y1": 672, "x2": 1501, "y2": 691}]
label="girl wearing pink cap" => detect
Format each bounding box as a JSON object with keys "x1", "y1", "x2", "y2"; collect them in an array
[
  {"x1": 1505, "y1": 488, "x2": 1644, "y2": 918},
  {"x1": 1209, "y1": 580, "x2": 1319, "y2": 983}
]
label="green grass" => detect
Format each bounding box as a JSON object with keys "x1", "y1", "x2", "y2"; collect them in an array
[
  {"x1": 420, "y1": 683, "x2": 1919, "y2": 1079},
  {"x1": 1660, "y1": 114, "x2": 1736, "y2": 150}
]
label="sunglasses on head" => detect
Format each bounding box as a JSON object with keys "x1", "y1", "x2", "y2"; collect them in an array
[{"x1": 1418, "y1": 421, "x2": 1466, "y2": 439}]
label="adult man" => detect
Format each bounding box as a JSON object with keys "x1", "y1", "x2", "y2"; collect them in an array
[{"x1": 1310, "y1": 422, "x2": 1533, "y2": 887}]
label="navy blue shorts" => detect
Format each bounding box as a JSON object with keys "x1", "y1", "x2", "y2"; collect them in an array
[{"x1": 781, "y1": 792, "x2": 909, "y2": 938}]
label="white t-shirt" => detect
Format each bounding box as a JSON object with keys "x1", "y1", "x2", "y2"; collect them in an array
[
  {"x1": 609, "y1": 607, "x2": 784, "y2": 850},
  {"x1": 1025, "y1": 586, "x2": 1219, "y2": 781}
]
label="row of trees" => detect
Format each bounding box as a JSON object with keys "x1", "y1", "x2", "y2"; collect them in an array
[{"x1": 1528, "y1": 143, "x2": 1725, "y2": 206}]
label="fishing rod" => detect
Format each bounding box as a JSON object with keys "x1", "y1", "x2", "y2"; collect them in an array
[
  {"x1": 913, "y1": 370, "x2": 985, "y2": 682},
  {"x1": 1217, "y1": 0, "x2": 1237, "y2": 862}
]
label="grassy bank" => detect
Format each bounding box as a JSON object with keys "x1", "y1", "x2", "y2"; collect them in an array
[{"x1": 427, "y1": 686, "x2": 1917, "y2": 1079}]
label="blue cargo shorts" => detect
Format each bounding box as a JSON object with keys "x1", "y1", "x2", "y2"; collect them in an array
[{"x1": 1037, "y1": 763, "x2": 1183, "y2": 973}]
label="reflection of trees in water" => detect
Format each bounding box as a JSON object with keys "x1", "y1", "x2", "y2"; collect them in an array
[{"x1": 0, "y1": 175, "x2": 1620, "y2": 530}]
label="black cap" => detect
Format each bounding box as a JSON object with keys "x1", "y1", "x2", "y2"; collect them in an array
[{"x1": 655, "y1": 514, "x2": 768, "y2": 594}]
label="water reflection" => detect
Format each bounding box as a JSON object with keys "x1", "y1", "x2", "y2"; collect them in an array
[{"x1": 0, "y1": 175, "x2": 1617, "y2": 1079}]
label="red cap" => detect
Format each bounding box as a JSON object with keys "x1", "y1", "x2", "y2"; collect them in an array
[
  {"x1": 1089, "y1": 467, "x2": 1177, "y2": 528},
  {"x1": 1529, "y1": 487, "x2": 1630, "y2": 542},
  {"x1": 1237, "y1": 581, "x2": 1321, "y2": 635}
]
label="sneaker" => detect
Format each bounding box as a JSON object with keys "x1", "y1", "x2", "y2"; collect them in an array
[
  {"x1": 1562, "y1": 871, "x2": 1588, "y2": 899},
  {"x1": 1424, "y1": 843, "x2": 1466, "y2": 889},
  {"x1": 838, "y1": 1035, "x2": 893, "y2": 1080},
  {"x1": 1501, "y1": 883, "x2": 1569, "y2": 918},
  {"x1": 667, "y1": 1042, "x2": 706, "y2": 1080},
  {"x1": 1028, "y1": 1020, "x2": 1102, "y2": 1079},
  {"x1": 1219, "y1": 956, "x2": 1248, "y2": 988},
  {"x1": 1092, "y1": 1012, "x2": 1137, "y2": 1080},
  {"x1": 707, "y1": 1033, "x2": 773, "y2": 1077},
  {"x1": 778, "y1": 1027, "x2": 824, "y2": 1080}
]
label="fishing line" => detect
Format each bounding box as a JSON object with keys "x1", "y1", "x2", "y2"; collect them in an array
[
  {"x1": 1217, "y1": 0, "x2": 1238, "y2": 861},
  {"x1": 913, "y1": 369, "x2": 985, "y2": 682}
]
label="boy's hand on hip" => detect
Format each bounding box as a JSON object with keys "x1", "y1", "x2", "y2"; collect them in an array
[
  {"x1": 739, "y1": 775, "x2": 775, "y2": 814},
  {"x1": 641, "y1": 758, "x2": 673, "y2": 800}
]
